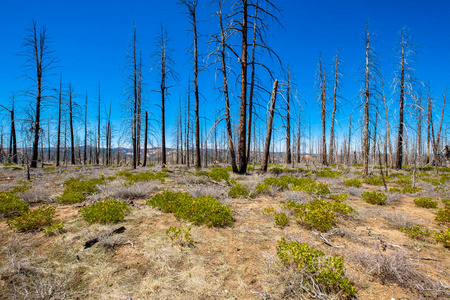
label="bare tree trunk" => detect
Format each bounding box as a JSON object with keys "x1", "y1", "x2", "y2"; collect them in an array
[
  {"x1": 218, "y1": 1, "x2": 237, "y2": 172},
  {"x1": 435, "y1": 89, "x2": 447, "y2": 165},
  {"x1": 318, "y1": 55, "x2": 328, "y2": 166},
  {"x1": 261, "y1": 80, "x2": 278, "y2": 172},
  {"x1": 238, "y1": 0, "x2": 248, "y2": 174},
  {"x1": 417, "y1": 92, "x2": 422, "y2": 162},
  {"x1": 296, "y1": 101, "x2": 301, "y2": 163},
  {"x1": 246, "y1": 1, "x2": 258, "y2": 163},
  {"x1": 84, "y1": 92, "x2": 88, "y2": 165},
  {"x1": 395, "y1": 30, "x2": 406, "y2": 169},
  {"x1": 329, "y1": 49, "x2": 339, "y2": 166},
  {"x1": 143, "y1": 111, "x2": 148, "y2": 167},
  {"x1": 381, "y1": 81, "x2": 393, "y2": 168},
  {"x1": 186, "y1": 80, "x2": 190, "y2": 167},
  {"x1": 347, "y1": 115, "x2": 352, "y2": 165},
  {"x1": 286, "y1": 68, "x2": 292, "y2": 164},
  {"x1": 362, "y1": 25, "x2": 370, "y2": 176},
  {"x1": 68, "y1": 85, "x2": 75, "y2": 165},
  {"x1": 137, "y1": 54, "x2": 142, "y2": 166},
  {"x1": 97, "y1": 85, "x2": 101, "y2": 165},
  {"x1": 56, "y1": 77, "x2": 62, "y2": 166},
  {"x1": 426, "y1": 86, "x2": 432, "y2": 164},
  {"x1": 29, "y1": 22, "x2": 48, "y2": 168}
]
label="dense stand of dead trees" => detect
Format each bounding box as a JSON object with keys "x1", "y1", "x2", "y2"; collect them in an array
[{"x1": 1, "y1": 9, "x2": 448, "y2": 173}]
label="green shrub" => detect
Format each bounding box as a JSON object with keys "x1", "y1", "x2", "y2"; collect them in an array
[
  {"x1": 343, "y1": 178, "x2": 362, "y2": 188},
  {"x1": 401, "y1": 186, "x2": 422, "y2": 194},
  {"x1": 438, "y1": 167, "x2": 450, "y2": 173},
  {"x1": 315, "y1": 170, "x2": 341, "y2": 178},
  {"x1": 362, "y1": 191, "x2": 387, "y2": 205},
  {"x1": 12, "y1": 167, "x2": 23, "y2": 171},
  {"x1": 255, "y1": 183, "x2": 270, "y2": 195},
  {"x1": 353, "y1": 163, "x2": 362, "y2": 167},
  {"x1": 208, "y1": 167, "x2": 230, "y2": 181},
  {"x1": 166, "y1": 226, "x2": 194, "y2": 248},
  {"x1": 277, "y1": 237, "x2": 356, "y2": 296},
  {"x1": 80, "y1": 199, "x2": 130, "y2": 224},
  {"x1": 414, "y1": 197, "x2": 438, "y2": 209},
  {"x1": 7, "y1": 205, "x2": 55, "y2": 231},
  {"x1": 9, "y1": 185, "x2": 32, "y2": 194},
  {"x1": 420, "y1": 177, "x2": 442, "y2": 186},
  {"x1": 43, "y1": 166, "x2": 56, "y2": 172},
  {"x1": 282, "y1": 199, "x2": 354, "y2": 232},
  {"x1": 43, "y1": 222, "x2": 65, "y2": 236},
  {"x1": 262, "y1": 207, "x2": 276, "y2": 216},
  {"x1": 57, "y1": 190, "x2": 86, "y2": 204},
  {"x1": 400, "y1": 225, "x2": 432, "y2": 240},
  {"x1": 434, "y1": 229, "x2": 450, "y2": 248},
  {"x1": 291, "y1": 181, "x2": 331, "y2": 196},
  {"x1": 435, "y1": 206, "x2": 450, "y2": 224},
  {"x1": 328, "y1": 193, "x2": 349, "y2": 202},
  {"x1": 0, "y1": 192, "x2": 29, "y2": 215},
  {"x1": 3, "y1": 162, "x2": 15, "y2": 166},
  {"x1": 147, "y1": 190, "x2": 233, "y2": 227},
  {"x1": 264, "y1": 176, "x2": 315, "y2": 190},
  {"x1": 395, "y1": 178, "x2": 411, "y2": 186},
  {"x1": 274, "y1": 212, "x2": 290, "y2": 228},
  {"x1": 124, "y1": 171, "x2": 168, "y2": 184},
  {"x1": 389, "y1": 187, "x2": 402, "y2": 193},
  {"x1": 116, "y1": 170, "x2": 133, "y2": 178},
  {"x1": 228, "y1": 183, "x2": 251, "y2": 198},
  {"x1": 363, "y1": 176, "x2": 384, "y2": 186},
  {"x1": 442, "y1": 199, "x2": 450, "y2": 206}
]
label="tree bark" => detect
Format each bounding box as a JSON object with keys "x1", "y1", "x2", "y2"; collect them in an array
[
  {"x1": 261, "y1": 80, "x2": 278, "y2": 172},
  {"x1": 238, "y1": 0, "x2": 248, "y2": 174},
  {"x1": 362, "y1": 25, "x2": 370, "y2": 176},
  {"x1": 329, "y1": 49, "x2": 339, "y2": 165},
  {"x1": 395, "y1": 29, "x2": 406, "y2": 169}
]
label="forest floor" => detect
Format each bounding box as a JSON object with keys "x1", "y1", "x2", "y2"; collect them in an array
[{"x1": 0, "y1": 162, "x2": 449, "y2": 299}]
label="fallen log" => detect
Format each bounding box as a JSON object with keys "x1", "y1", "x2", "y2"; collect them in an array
[{"x1": 84, "y1": 226, "x2": 126, "y2": 249}]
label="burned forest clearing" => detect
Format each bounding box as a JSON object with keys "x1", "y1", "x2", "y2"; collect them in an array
[{"x1": 0, "y1": 163, "x2": 449, "y2": 299}]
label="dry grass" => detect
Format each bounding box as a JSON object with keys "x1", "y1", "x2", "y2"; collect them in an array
[{"x1": 0, "y1": 163, "x2": 449, "y2": 299}]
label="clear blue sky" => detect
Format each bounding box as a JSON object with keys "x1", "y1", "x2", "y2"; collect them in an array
[{"x1": 1, "y1": 0, "x2": 449, "y2": 149}]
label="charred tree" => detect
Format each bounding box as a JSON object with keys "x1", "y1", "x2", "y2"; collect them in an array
[{"x1": 260, "y1": 80, "x2": 278, "y2": 172}]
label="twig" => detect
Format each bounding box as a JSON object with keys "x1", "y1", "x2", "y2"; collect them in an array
[
  {"x1": 311, "y1": 231, "x2": 344, "y2": 248},
  {"x1": 407, "y1": 256, "x2": 442, "y2": 262}
]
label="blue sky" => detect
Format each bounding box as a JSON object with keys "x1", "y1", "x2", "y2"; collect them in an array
[{"x1": 0, "y1": 0, "x2": 449, "y2": 149}]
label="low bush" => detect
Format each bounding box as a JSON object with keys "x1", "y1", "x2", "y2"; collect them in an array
[
  {"x1": 57, "y1": 190, "x2": 86, "y2": 204},
  {"x1": 395, "y1": 178, "x2": 412, "y2": 186},
  {"x1": 255, "y1": 183, "x2": 270, "y2": 195},
  {"x1": 400, "y1": 225, "x2": 432, "y2": 240},
  {"x1": 414, "y1": 197, "x2": 438, "y2": 209},
  {"x1": 80, "y1": 199, "x2": 130, "y2": 224},
  {"x1": 228, "y1": 183, "x2": 251, "y2": 198},
  {"x1": 43, "y1": 222, "x2": 65, "y2": 236},
  {"x1": 435, "y1": 206, "x2": 450, "y2": 224},
  {"x1": 262, "y1": 207, "x2": 276, "y2": 216},
  {"x1": 277, "y1": 237, "x2": 356, "y2": 297},
  {"x1": 166, "y1": 226, "x2": 194, "y2": 248},
  {"x1": 7, "y1": 205, "x2": 55, "y2": 231},
  {"x1": 282, "y1": 199, "x2": 355, "y2": 232},
  {"x1": 43, "y1": 166, "x2": 56, "y2": 172},
  {"x1": 291, "y1": 181, "x2": 331, "y2": 196},
  {"x1": 363, "y1": 176, "x2": 384, "y2": 186},
  {"x1": 147, "y1": 190, "x2": 233, "y2": 227},
  {"x1": 442, "y1": 198, "x2": 450, "y2": 206},
  {"x1": 274, "y1": 212, "x2": 290, "y2": 228},
  {"x1": 207, "y1": 167, "x2": 230, "y2": 182},
  {"x1": 315, "y1": 170, "x2": 341, "y2": 178},
  {"x1": 343, "y1": 178, "x2": 362, "y2": 188},
  {"x1": 0, "y1": 192, "x2": 29, "y2": 215},
  {"x1": 362, "y1": 191, "x2": 387, "y2": 205},
  {"x1": 328, "y1": 193, "x2": 349, "y2": 202},
  {"x1": 434, "y1": 229, "x2": 450, "y2": 248},
  {"x1": 420, "y1": 177, "x2": 442, "y2": 186},
  {"x1": 9, "y1": 185, "x2": 32, "y2": 194},
  {"x1": 401, "y1": 186, "x2": 422, "y2": 194},
  {"x1": 264, "y1": 176, "x2": 315, "y2": 190}
]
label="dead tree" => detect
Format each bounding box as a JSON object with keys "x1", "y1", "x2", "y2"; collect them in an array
[
  {"x1": 68, "y1": 84, "x2": 76, "y2": 165},
  {"x1": 143, "y1": 111, "x2": 149, "y2": 166},
  {"x1": 329, "y1": 49, "x2": 342, "y2": 165},
  {"x1": 381, "y1": 80, "x2": 393, "y2": 167},
  {"x1": 24, "y1": 21, "x2": 55, "y2": 168},
  {"x1": 97, "y1": 85, "x2": 101, "y2": 165},
  {"x1": 318, "y1": 54, "x2": 328, "y2": 166},
  {"x1": 84, "y1": 92, "x2": 88, "y2": 165},
  {"x1": 394, "y1": 28, "x2": 416, "y2": 169},
  {"x1": 154, "y1": 26, "x2": 177, "y2": 166},
  {"x1": 56, "y1": 76, "x2": 63, "y2": 166},
  {"x1": 179, "y1": 0, "x2": 201, "y2": 168},
  {"x1": 0, "y1": 96, "x2": 18, "y2": 164},
  {"x1": 285, "y1": 67, "x2": 292, "y2": 164},
  {"x1": 260, "y1": 80, "x2": 278, "y2": 172}
]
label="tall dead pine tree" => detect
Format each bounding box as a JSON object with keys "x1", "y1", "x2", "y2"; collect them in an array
[
  {"x1": 285, "y1": 68, "x2": 292, "y2": 164},
  {"x1": 261, "y1": 80, "x2": 278, "y2": 172},
  {"x1": 318, "y1": 54, "x2": 328, "y2": 166},
  {"x1": 24, "y1": 21, "x2": 54, "y2": 168},
  {"x1": 329, "y1": 49, "x2": 341, "y2": 165},
  {"x1": 179, "y1": 0, "x2": 201, "y2": 168}
]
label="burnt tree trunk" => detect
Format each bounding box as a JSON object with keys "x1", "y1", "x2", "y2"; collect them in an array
[{"x1": 261, "y1": 80, "x2": 278, "y2": 172}]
